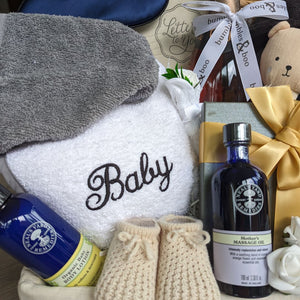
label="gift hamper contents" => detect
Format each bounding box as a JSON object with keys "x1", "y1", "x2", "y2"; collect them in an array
[
  {"x1": 211, "y1": 123, "x2": 272, "y2": 297},
  {"x1": 2, "y1": 1, "x2": 299, "y2": 299},
  {"x1": 0, "y1": 183, "x2": 105, "y2": 287}
]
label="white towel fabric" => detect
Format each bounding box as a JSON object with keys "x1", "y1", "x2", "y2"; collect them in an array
[
  {"x1": 0, "y1": 13, "x2": 158, "y2": 154},
  {"x1": 5, "y1": 65, "x2": 197, "y2": 248}
]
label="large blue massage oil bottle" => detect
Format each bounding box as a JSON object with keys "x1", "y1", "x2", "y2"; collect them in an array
[
  {"x1": 0, "y1": 184, "x2": 105, "y2": 286},
  {"x1": 211, "y1": 123, "x2": 272, "y2": 298}
]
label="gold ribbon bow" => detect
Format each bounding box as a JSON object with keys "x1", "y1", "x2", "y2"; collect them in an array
[{"x1": 200, "y1": 85, "x2": 300, "y2": 249}]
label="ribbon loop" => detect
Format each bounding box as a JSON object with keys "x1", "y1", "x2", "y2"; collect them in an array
[
  {"x1": 277, "y1": 148, "x2": 300, "y2": 190},
  {"x1": 276, "y1": 127, "x2": 300, "y2": 149},
  {"x1": 183, "y1": 0, "x2": 289, "y2": 100},
  {"x1": 193, "y1": 13, "x2": 227, "y2": 37},
  {"x1": 251, "y1": 139, "x2": 290, "y2": 179},
  {"x1": 247, "y1": 86, "x2": 300, "y2": 190},
  {"x1": 239, "y1": 1, "x2": 289, "y2": 20},
  {"x1": 247, "y1": 86, "x2": 300, "y2": 248}
]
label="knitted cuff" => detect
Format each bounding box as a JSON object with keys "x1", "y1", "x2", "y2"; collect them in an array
[
  {"x1": 117, "y1": 217, "x2": 161, "y2": 239},
  {"x1": 158, "y1": 214, "x2": 210, "y2": 244}
]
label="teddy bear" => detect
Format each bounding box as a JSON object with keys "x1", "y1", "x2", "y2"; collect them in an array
[{"x1": 260, "y1": 21, "x2": 300, "y2": 100}]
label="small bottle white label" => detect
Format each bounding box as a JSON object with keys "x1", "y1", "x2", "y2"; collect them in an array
[{"x1": 213, "y1": 229, "x2": 272, "y2": 287}]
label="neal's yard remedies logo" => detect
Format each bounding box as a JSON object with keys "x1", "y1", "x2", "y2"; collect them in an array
[
  {"x1": 155, "y1": 4, "x2": 197, "y2": 64},
  {"x1": 23, "y1": 222, "x2": 57, "y2": 255},
  {"x1": 234, "y1": 184, "x2": 264, "y2": 216}
]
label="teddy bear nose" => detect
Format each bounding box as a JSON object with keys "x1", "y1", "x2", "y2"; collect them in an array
[{"x1": 286, "y1": 65, "x2": 292, "y2": 71}]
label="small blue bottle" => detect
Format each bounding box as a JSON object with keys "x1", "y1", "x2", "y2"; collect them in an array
[
  {"x1": 0, "y1": 184, "x2": 105, "y2": 286},
  {"x1": 211, "y1": 123, "x2": 272, "y2": 298}
]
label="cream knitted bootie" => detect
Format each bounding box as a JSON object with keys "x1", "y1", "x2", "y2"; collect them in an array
[
  {"x1": 156, "y1": 214, "x2": 220, "y2": 300},
  {"x1": 95, "y1": 217, "x2": 160, "y2": 300}
]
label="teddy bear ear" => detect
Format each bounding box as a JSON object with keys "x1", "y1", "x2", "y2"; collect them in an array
[{"x1": 268, "y1": 21, "x2": 291, "y2": 38}]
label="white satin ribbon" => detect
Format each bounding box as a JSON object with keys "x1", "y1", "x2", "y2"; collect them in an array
[{"x1": 182, "y1": 0, "x2": 289, "y2": 100}]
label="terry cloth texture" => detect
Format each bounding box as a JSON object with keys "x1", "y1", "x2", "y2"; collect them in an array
[
  {"x1": 95, "y1": 218, "x2": 160, "y2": 300},
  {"x1": 6, "y1": 72, "x2": 195, "y2": 249},
  {"x1": 0, "y1": 12, "x2": 158, "y2": 154},
  {"x1": 156, "y1": 214, "x2": 221, "y2": 300}
]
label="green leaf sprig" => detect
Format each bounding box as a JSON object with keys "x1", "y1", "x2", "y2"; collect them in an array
[{"x1": 162, "y1": 63, "x2": 199, "y2": 88}]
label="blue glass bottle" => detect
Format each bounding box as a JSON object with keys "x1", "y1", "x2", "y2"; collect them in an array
[
  {"x1": 211, "y1": 123, "x2": 272, "y2": 298},
  {"x1": 0, "y1": 184, "x2": 105, "y2": 286}
]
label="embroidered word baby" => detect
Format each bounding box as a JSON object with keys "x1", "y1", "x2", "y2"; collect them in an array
[{"x1": 86, "y1": 152, "x2": 173, "y2": 210}]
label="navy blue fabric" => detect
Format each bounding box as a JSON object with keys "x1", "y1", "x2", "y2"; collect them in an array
[{"x1": 20, "y1": 0, "x2": 168, "y2": 27}]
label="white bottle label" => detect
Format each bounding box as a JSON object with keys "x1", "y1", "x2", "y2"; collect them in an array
[{"x1": 213, "y1": 229, "x2": 272, "y2": 287}]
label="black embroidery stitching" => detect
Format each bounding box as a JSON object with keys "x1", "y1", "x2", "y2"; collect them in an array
[{"x1": 86, "y1": 152, "x2": 173, "y2": 210}]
